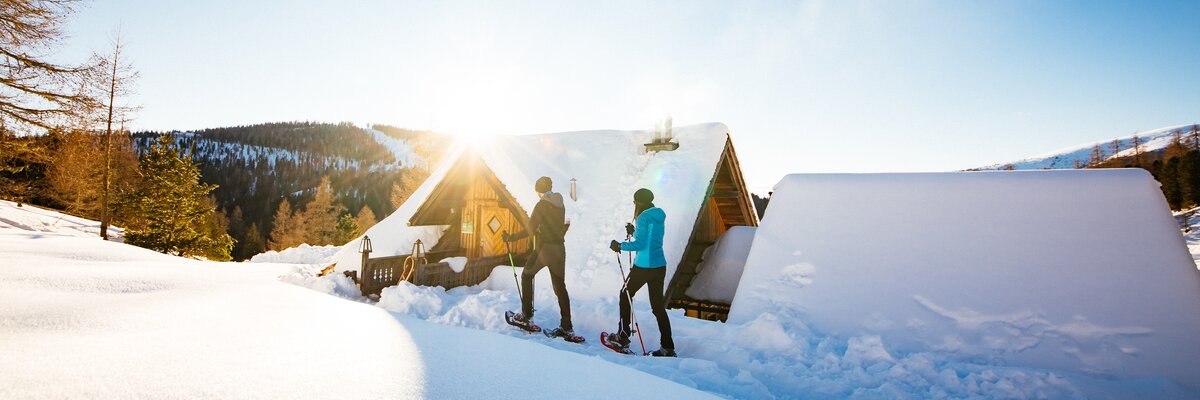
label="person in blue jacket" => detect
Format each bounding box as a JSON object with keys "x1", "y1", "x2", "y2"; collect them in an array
[{"x1": 607, "y1": 188, "x2": 676, "y2": 357}]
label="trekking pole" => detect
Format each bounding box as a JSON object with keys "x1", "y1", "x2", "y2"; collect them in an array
[
  {"x1": 503, "y1": 231, "x2": 522, "y2": 295},
  {"x1": 616, "y1": 249, "x2": 648, "y2": 356}
]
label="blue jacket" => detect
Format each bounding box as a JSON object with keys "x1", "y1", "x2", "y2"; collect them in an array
[{"x1": 620, "y1": 207, "x2": 667, "y2": 268}]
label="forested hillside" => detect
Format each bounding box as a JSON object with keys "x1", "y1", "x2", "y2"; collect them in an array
[{"x1": 131, "y1": 122, "x2": 452, "y2": 260}]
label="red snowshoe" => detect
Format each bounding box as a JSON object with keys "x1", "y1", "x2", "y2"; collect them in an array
[{"x1": 600, "y1": 331, "x2": 637, "y2": 355}]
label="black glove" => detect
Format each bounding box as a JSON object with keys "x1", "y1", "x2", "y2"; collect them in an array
[
  {"x1": 625, "y1": 222, "x2": 635, "y2": 236},
  {"x1": 609, "y1": 240, "x2": 621, "y2": 253}
]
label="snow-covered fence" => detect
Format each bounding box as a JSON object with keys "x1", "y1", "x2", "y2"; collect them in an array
[{"x1": 359, "y1": 252, "x2": 526, "y2": 295}]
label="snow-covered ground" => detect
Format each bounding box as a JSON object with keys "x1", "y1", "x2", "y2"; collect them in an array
[
  {"x1": 1175, "y1": 207, "x2": 1200, "y2": 269},
  {"x1": 0, "y1": 201, "x2": 718, "y2": 399},
  {"x1": 0, "y1": 199, "x2": 122, "y2": 240},
  {"x1": 7, "y1": 165, "x2": 1200, "y2": 398},
  {"x1": 979, "y1": 124, "x2": 1198, "y2": 170}
]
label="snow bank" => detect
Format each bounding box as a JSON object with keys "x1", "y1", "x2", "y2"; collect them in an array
[
  {"x1": 0, "y1": 229, "x2": 719, "y2": 399},
  {"x1": 1175, "y1": 207, "x2": 1200, "y2": 269},
  {"x1": 730, "y1": 169, "x2": 1200, "y2": 390},
  {"x1": 248, "y1": 243, "x2": 342, "y2": 264},
  {"x1": 685, "y1": 226, "x2": 756, "y2": 303},
  {"x1": 0, "y1": 199, "x2": 123, "y2": 240}
]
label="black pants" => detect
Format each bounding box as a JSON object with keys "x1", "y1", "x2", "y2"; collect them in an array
[
  {"x1": 619, "y1": 265, "x2": 674, "y2": 350},
  {"x1": 521, "y1": 243, "x2": 571, "y2": 330}
]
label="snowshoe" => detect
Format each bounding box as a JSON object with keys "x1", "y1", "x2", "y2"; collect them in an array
[
  {"x1": 504, "y1": 311, "x2": 541, "y2": 333},
  {"x1": 543, "y1": 327, "x2": 585, "y2": 343},
  {"x1": 600, "y1": 331, "x2": 635, "y2": 355},
  {"x1": 650, "y1": 348, "x2": 676, "y2": 357}
]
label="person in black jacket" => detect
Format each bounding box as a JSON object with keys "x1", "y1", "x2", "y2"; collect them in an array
[{"x1": 504, "y1": 176, "x2": 573, "y2": 337}]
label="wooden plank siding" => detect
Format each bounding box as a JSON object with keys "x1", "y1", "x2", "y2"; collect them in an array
[
  {"x1": 665, "y1": 136, "x2": 759, "y2": 322},
  {"x1": 361, "y1": 152, "x2": 532, "y2": 295}
]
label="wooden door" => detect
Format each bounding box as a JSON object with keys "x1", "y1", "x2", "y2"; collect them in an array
[{"x1": 478, "y1": 204, "x2": 511, "y2": 257}]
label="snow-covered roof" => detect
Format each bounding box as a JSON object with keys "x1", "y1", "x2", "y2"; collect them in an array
[
  {"x1": 331, "y1": 123, "x2": 733, "y2": 300},
  {"x1": 729, "y1": 169, "x2": 1200, "y2": 389}
]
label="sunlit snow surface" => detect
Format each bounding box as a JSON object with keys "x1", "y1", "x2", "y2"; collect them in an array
[{"x1": 0, "y1": 205, "x2": 718, "y2": 399}]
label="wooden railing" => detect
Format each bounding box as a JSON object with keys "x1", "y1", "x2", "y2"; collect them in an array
[{"x1": 358, "y1": 249, "x2": 528, "y2": 296}]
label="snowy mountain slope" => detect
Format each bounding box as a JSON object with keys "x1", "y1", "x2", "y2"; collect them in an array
[
  {"x1": 366, "y1": 127, "x2": 425, "y2": 169},
  {"x1": 980, "y1": 124, "x2": 1199, "y2": 170},
  {"x1": 0, "y1": 199, "x2": 122, "y2": 240},
  {"x1": 0, "y1": 202, "x2": 719, "y2": 399}
]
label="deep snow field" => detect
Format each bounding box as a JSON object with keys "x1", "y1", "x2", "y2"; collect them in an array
[
  {"x1": 3, "y1": 200, "x2": 1199, "y2": 399},
  {"x1": 0, "y1": 202, "x2": 717, "y2": 400}
]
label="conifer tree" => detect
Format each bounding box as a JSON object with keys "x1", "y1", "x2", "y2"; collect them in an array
[
  {"x1": 198, "y1": 198, "x2": 234, "y2": 261},
  {"x1": 268, "y1": 198, "x2": 299, "y2": 251},
  {"x1": 0, "y1": 0, "x2": 93, "y2": 131},
  {"x1": 242, "y1": 222, "x2": 266, "y2": 257},
  {"x1": 389, "y1": 182, "x2": 406, "y2": 212},
  {"x1": 301, "y1": 176, "x2": 344, "y2": 245},
  {"x1": 332, "y1": 213, "x2": 358, "y2": 245},
  {"x1": 1088, "y1": 144, "x2": 1104, "y2": 166},
  {"x1": 123, "y1": 134, "x2": 232, "y2": 258},
  {"x1": 355, "y1": 206, "x2": 377, "y2": 234},
  {"x1": 1132, "y1": 134, "x2": 1143, "y2": 165},
  {"x1": 91, "y1": 31, "x2": 140, "y2": 241}
]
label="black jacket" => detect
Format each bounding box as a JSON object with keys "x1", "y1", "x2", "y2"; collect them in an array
[{"x1": 511, "y1": 192, "x2": 567, "y2": 245}]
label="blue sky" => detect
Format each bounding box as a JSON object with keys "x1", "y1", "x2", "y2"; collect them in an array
[{"x1": 57, "y1": 0, "x2": 1199, "y2": 191}]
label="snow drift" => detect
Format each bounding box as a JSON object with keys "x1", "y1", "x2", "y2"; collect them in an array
[{"x1": 729, "y1": 169, "x2": 1200, "y2": 390}]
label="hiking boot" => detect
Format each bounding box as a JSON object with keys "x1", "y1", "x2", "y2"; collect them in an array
[
  {"x1": 547, "y1": 327, "x2": 575, "y2": 338},
  {"x1": 606, "y1": 331, "x2": 631, "y2": 348},
  {"x1": 512, "y1": 312, "x2": 531, "y2": 324},
  {"x1": 650, "y1": 348, "x2": 676, "y2": 357}
]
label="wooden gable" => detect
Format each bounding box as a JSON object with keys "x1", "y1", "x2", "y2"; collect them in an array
[{"x1": 666, "y1": 135, "x2": 759, "y2": 321}]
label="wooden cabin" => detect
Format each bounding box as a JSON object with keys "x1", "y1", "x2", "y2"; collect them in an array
[
  {"x1": 357, "y1": 153, "x2": 534, "y2": 295},
  {"x1": 343, "y1": 123, "x2": 758, "y2": 322}
]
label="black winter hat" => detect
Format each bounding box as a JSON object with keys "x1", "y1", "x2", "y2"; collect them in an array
[
  {"x1": 633, "y1": 188, "x2": 654, "y2": 204},
  {"x1": 535, "y1": 176, "x2": 553, "y2": 193}
]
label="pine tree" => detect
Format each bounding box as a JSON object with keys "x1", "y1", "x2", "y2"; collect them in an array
[
  {"x1": 1109, "y1": 138, "x2": 1121, "y2": 158},
  {"x1": 389, "y1": 167, "x2": 429, "y2": 213},
  {"x1": 1191, "y1": 124, "x2": 1200, "y2": 152},
  {"x1": 0, "y1": 131, "x2": 50, "y2": 206},
  {"x1": 389, "y1": 182, "x2": 406, "y2": 212},
  {"x1": 1166, "y1": 130, "x2": 1188, "y2": 159},
  {"x1": 242, "y1": 222, "x2": 266, "y2": 257},
  {"x1": 47, "y1": 128, "x2": 139, "y2": 222},
  {"x1": 301, "y1": 176, "x2": 345, "y2": 245},
  {"x1": 268, "y1": 198, "x2": 299, "y2": 251},
  {"x1": 0, "y1": 0, "x2": 93, "y2": 132},
  {"x1": 123, "y1": 134, "x2": 232, "y2": 258},
  {"x1": 199, "y1": 198, "x2": 234, "y2": 261},
  {"x1": 355, "y1": 206, "x2": 377, "y2": 235},
  {"x1": 91, "y1": 31, "x2": 140, "y2": 240},
  {"x1": 1088, "y1": 144, "x2": 1104, "y2": 166},
  {"x1": 332, "y1": 213, "x2": 358, "y2": 245},
  {"x1": 1132, "y1": 134, "x2": 1143, "y2": 165}
]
